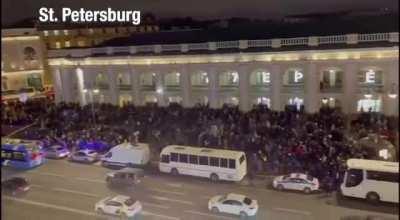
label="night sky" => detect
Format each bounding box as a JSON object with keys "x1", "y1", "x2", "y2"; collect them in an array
[{"x1": 2, "y1": 0, "x2": 398, "y2": 25}]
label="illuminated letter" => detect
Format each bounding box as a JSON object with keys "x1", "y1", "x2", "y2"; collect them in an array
[
  {"x1": 366, "y1": 70, "x2": 375, "y2": 83},
  {"x1": 294, "y1": 70, "x2": 303, "y2": 83}
]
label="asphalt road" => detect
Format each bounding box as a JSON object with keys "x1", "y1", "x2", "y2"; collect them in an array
[{"x1": 1, "y1": 159, "x2": 398, "y2": 220}]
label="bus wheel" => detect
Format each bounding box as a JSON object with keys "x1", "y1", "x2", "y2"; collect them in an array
[
  {"x1": 366, "y1": 192, "x2": 380, "y2": 203},
  {"x1": 210, "y1": 173, "x2": 219, "y2": 182},
  {"x1": 171, "y1": 168, "x2": 179, "y2": 176}
]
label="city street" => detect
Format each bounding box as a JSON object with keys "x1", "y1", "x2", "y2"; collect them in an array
[{"x1": 2, "y1": 159, "x2": 398, "y2": 220}]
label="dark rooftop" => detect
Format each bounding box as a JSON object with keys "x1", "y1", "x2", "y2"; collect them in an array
[{"x1": 100, "y1": 14, "x2": 399, "y2": 47}]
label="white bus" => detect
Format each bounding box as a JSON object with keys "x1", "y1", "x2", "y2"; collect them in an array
[
  {"x1": 159, "y1": 145, "x2": 247, "y2": 182},
  {"x1": 341, "y1": 159, "x2": 399, "y2": 203}
]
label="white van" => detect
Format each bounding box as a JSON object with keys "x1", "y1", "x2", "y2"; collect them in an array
[{"x1": 101, "y1": 142, "x2": 150, "y2": 168}]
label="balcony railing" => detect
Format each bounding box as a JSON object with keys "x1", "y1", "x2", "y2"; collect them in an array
[
  {"x1": 48, "y1": 32, "x2": 398, "y2": 57},
  {"x1": 320, "y1": 84, "x2": 343, "y2": 93},
  {"x1": 282, "y1": 84, "x2": 304, "y2": 93},
  {"x1": 166, "y1": 85, "x2": 181, "y2": 91}
]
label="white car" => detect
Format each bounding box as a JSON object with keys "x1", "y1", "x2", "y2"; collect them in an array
[
  {"x1": 208, "y1": 193, "x2": 258, "y2": 218},
  {"x1": 69, "y1": 149, "x2": 99, "y2": 163},
  {"x1": 272, "y1": 173, "x2": 320, "y2": 194},
  {"x1": 95, "y1": 195, "x2": 142, "y2": 218}
]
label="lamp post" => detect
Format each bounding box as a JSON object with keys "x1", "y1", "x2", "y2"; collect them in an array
[{"x1": 83, "y1": 88, "x2": 99, "y2": 125}]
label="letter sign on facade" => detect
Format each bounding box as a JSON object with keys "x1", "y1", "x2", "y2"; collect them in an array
[
  {"x1": 294, "y1": 70, "x2": 303, "y2": 83},
  {"x1": 365, "y1": 70, "x2": 376, "y2": 83}
]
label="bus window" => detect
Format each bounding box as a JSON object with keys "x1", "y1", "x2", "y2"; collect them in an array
[
  {"x1": 220, "y1": 158, "x2": 228, "y2": 168},
  {"x1": 210, "y1": 157, "x2": 219, "y2": 167},
  {"x1": 179, "y1": 154, "x2": 188, "y2": 163},
  {"x1": 161, "y1": 154, "x2": 170, "y2": 163},
  {"x1": 13, "y1": 152, "x2": 26, "y2": 161},
  {"x1": 189, "y1": 155, "x2": 198, "y2": 164},
  {"x1": 346, "y1": 169, "x2": 363, "y2": 187},
  {"x1": 229, "y1": 159, "x2": 236, "y2": 169},
  {"x1": 367, "y1": 171, "x2": 399, "y2": 183},
  {"x1": 171, "y1": 153, "x2": 178, "y2": 162},
  {"x1": 199, "y1": 156, "x2": 208, "y2": 165},
  {"x1": 239, "y1": 155, "x2": 245, "y2": 164}
]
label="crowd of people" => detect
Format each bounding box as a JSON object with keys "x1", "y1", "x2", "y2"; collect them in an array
[{"x1": 2, "y1": 98, "x2": 398, "y2": 191}]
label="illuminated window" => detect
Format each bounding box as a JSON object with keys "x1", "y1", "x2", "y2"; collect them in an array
[
  {"x1": 64, "y1": 41, "x2": 71, "y2": 47},
  {"x1": 255, "y1": 97, "x2": 271, "y2": 106},
  {"x1": 358, "y1": 68, "x2": 383, "y2": 85},
  {"x1": 54, "y1": 30, "x2": 59, "y2": 35},
  {"x1": 357, "y1": 98, "x2": 381, "y2": 112},
  {"x1": 165, "y1": 72, "x2": 180, "y2": 86},
  {"x1": 283, "y1": 69, "x2": 304, "y2": 85},
  {"x1": 55, "y1": 42, "x2": 61, "y2": 49},
  {"x1": 250, "y1": 70, "x2": 270, "y2": 86},
  {"x1": 43, "y1": 31, "x2": 49, "y2": 36},
  {"x1": 63, "y1": 30, "x2": 69, "y2": 35},
  {"x1": 77, "y1": 40, "x2": 86, "y2": 47},
  {"x1": 320, "y1": 68, "x2": 343, "y2": 91},
  {"x1": 219, "y1": 71, "x2": 239, "y2": 86},
  {"x1": 288, "y1": 97, "x2": 304, "y2": 111},
  {"x1": 191, "y1": 71, "x2": 209, "y2": 86}
]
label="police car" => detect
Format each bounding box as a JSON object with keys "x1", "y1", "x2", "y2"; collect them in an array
[{"x1": 272, "y1": 173, "x2": 320, "y2": 194}]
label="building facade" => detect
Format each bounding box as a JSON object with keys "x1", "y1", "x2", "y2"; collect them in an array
[
  {"x1": 48, "y1": 32, "x2": 399, "y2": 116},
  {"x1": 1, "y1": 28, "x2": 47, "y2": 91}
]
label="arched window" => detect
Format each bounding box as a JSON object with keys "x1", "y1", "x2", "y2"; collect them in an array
[
  {"x1": 191, "y1": 71, "x2": 209, "y2": 86},
  {"x1": 140, "y1": 73, "x2": 156, "y2": 86},
  {"x1": 358, "y1": 67, "x2": 383, "y2": 86},
  {"x1": 283, "y1": 68, "x2": 304, "y2": 85},
  {"x1": 165, "y1": 72, "x2": 180, "y2": 86},
  {"x1": 95, "y1": 73, "x2": 106, "y2": 85},
  {"x1": 250, "y1": 70, "x2": 270, "y2": 86},
  {"x1": 220, "y1": 71, "x2": 239, "y2": 86},
  {"x1": 117, "y1": 73, "x2": 131, "y2": 85},
  {"x1": 320, "y1": 68, "x2": 343, "y2": 92}
]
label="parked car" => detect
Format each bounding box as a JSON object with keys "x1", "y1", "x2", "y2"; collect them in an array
[
  {"x1": 69, "y1": 149, "x2": 99, "y2": 163},
  {"x1": 2, "y1": 177, "x2": 30, "y2": 196},
  {"x1": 95, "y1": 195, "x2": 142, "y2": 218},
  {"x1": 272, "y1": 173, "x2": 320, "y2": 194},
  {"x1": 208, "y1": 193, "x2": 258, "y2": 218},
  {"x1": 44, "y1": 145, "x2": 70, "y2": 159},
  {"x1": 106, "y1": 168, "x2": 144, "y2": 188}
]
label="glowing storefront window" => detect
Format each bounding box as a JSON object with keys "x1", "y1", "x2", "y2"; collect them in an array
[
  {"x1": 165, "y1": 72, "x2": 180, "y2": 86},
  {"x1": 358, "y1": 69, "x2": 383, "y2": 85},
  {"x1": 255, "y1": 97, "x2": 271, "y2": 106},
  {"x1": 357, "y1": 99, "x2": 381, "y2": 112},
  {"x1": 284, "y1": 69, "x2": 304, "y2": 85},
  {"x1": 288, "y1": 97, "x2": 304, "y2": 110},
  {"x1": 140, "y1": 73, "x2": 156, "y2": 86}
]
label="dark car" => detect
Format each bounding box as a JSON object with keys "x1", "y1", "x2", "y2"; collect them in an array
[
  {"x1": 106, "y1": 168, "x2": 144, "y2": 187},
  {"x1": 2, "y1": 177, "x2": 30, "y2": 196}
]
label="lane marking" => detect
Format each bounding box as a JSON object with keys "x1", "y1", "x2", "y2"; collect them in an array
[
  {"x1": 30, "y1": 184, "x2": 44, "y2": 188},
  {"x1": 3, "y1": 196, "x2": 100, "y2": 217},
  {"x1": 150, "y1": 196, "x2": 193, "y2": 205},
  {"x1": 142, "y1": 211, "x2": 180, "y2": 220},
  {"x1": 184, "y1": 210, "x2": 236, "y2": 220},
  {"x1": 75, "y1": 177, "x2": 106, "y2": 184},
  {"x1": 273, "y1": 207, "x2": 312, "y2": 215},
  {"x1": 165, "y1": 183, "x2": 183, "y2": 188},
  {"x1": 29, "y1": 171, "x2": 65, "y2": 178},
  {"x1": 52, "y1": 187, "x2": 101, "y2": 198},
  {"x1": 148, "y1": 188, "x2": 185, "y2": 196},
  {"x1": 141, "y1": 202, "x2": 169, "y2": 209}
]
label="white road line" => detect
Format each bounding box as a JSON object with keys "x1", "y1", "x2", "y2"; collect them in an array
[
  {"x1": 273, "y1": 207, "x2": 311, "y2": 215},
  {"x1": 29, "y1": 171, "x2": 65, "y2": 178},
  {"x1": 3, "y1": 196, "x2": 99, "y2": 217},
  {"x1": 75, "y1": 177, "x2": 106, "y2": 184},
  {"x1": 149, "y1": 188, "x2": 185, "y2": 196},
  {"x1": 52, "y1": 187, "x2": 101, "y2": 198},
  {"x1": 165, "y1": 183, "x2": 183, "y2": 188},
  {"x1": 150, "y1": 196, "x2": 193, "y2": 205},
  {"x1": 142, "y1": 211, "x2": 180, "y2": 220},
  {"x1": 30, "y1": 184, "x2": 44, "y2": 188},
  {"x1": 184, "y1": 210, "x2": 236, "y2": 220},
  {"x1": 141, "y1": 202, "x2": 169, "y2": 209}
]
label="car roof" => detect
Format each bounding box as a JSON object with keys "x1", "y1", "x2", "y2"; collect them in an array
[
  {"x1": 226, "y1": 193, "x2": 246, "y2": 201},
  {"x1": 111, "y1": 195, "x2": 131, "y2": 203},
  {"x1": 289, "y1": 173, "x2": 308, "y2": 179}
]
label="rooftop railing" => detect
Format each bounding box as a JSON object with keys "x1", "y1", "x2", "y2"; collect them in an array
[{"x1": 48, "y1": 32, "x2": 398, "y2": 57}]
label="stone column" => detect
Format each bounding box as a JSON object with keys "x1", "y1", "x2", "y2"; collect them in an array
[
  {"x1": 239, "y1": 64, "x2": 250, "y2": 112},
  {"x1": 129, "y1": 66, "x2": 141, "y2": 106},
  {"x1": 208, "y1": 66, "x2": 219, "y2": 109},
  {"x1": 305, "y1": 62, "x2": 319, "y2": 113},
  {"x1": 51, "y1": 66, "x2": 64, "y2": 104},
  {"x1": 180, "y1": 65, "x2": 191, "y2": 108},
  {"x1": 383, "y1": 63, "x2": 399, "y2": 116},
  {"x1": 60, "y1": 68, "x2": 73, "y2": 103},
  {"x1": 155, "y1": 72, "x2": 166, "y2": 106},
  {"x1": 271, "y1": 64, "x2": 282, "y2": 111},
  {"x1": 343, "y1": 63, "x2": 358, "y2": 115},
  {"x1": 108, "y1": 67, "x2": 118, "y2": 106}
]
